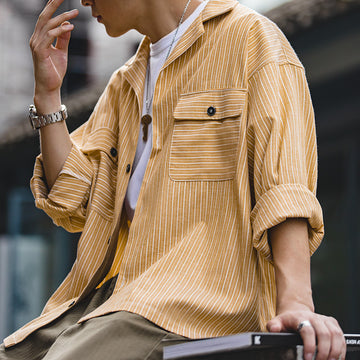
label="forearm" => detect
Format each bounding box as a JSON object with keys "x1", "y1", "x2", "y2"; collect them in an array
[
  {"x1": 269, "y1": 218, "x2": 315, "y2": 314},
  {"x1": 35, "y1": 92, "x2": 72, "y2": 189},
  {"x1": 29, "y1": 0, "x2": 79, "y2": 189}
]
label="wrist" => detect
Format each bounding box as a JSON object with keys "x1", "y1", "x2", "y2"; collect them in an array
[
  {"x1": 33, "y1": 91, "x2": 61, "y2": 115},
  {"x1": 274, "y1": 267, "x2": 315, "y2": 314},
  {"x1": 277, "y1": 296, "x2": 315, "y2": 315}
]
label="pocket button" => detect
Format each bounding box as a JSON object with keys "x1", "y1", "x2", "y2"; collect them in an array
[{"x1": 207, "y1": 106, "x2": 216, "y2": 116}]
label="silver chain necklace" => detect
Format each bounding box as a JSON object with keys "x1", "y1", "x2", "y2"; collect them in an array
[{"x1": 141, "y1": 0, "x2": 193, "y2": 141}]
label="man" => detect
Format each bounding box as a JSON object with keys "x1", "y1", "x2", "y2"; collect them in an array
[{"x1": 0, "y1": 0, "x2": 346, "y2": 359}]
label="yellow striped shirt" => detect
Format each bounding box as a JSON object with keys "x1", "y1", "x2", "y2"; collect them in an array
[{"x1": 5, "y1": 0, "x2": 324, "y2": 348}]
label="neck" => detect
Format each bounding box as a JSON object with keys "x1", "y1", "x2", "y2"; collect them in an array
[{"x1": 136, "y1": 0, "x2": 203, "y2": 43}]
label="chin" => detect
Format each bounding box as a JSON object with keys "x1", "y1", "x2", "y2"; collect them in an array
[{"x1": 105, "y1": 26, "x2": 128, "y2": 38}]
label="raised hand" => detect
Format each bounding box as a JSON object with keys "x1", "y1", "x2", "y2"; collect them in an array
[
  {"x1": 29, "y1": 0, "x2": 79, "y2": 188},
  {"x1": 30, "y1": 0, "x2": 79, "y2": 113}
]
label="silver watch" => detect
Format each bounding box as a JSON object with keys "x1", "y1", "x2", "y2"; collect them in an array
[{"x1": 29, "y1": 104, "x2": 68, "y2": 130}]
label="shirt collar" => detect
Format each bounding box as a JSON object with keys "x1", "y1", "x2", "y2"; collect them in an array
[
  {"x1": 202, "y1": 0, "x2": 238, "y2": 23},
  {"x1": 122, "y1": 0, "x2": 238, "y2": 97}
]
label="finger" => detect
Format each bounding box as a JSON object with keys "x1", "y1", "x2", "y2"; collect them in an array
[
  {"x1": 33, "y1": 4, "x2": 78, "y2": 51},
  {"x1": 327, "y1": 318, "x2": 346, "y2": 360},
  {"x1": 41, "y1": 0, "x2": 67, "y2": 22},
  {"x1": 266, "y1": 317, "x2": 283, "y2": 333},
  {"x1": 55, "y1": 22, "x2": 73, "y2": 51},
  {"x1": 298, "y1": 322, "x2": 317, "y2": 360},
  {"x1": 36, "y1": 10, "x2": 78, "y2": 50},
  {"x1": 36, "y1": 0, "x2": 66, "y2": 31},
  {"x1": 46, "y1": 9, "x2": 79, "y2": 32},
  {"x1": 310, "y1": 318, "x2": 331, "y2": 360},
  {"x1": 43, "y1": 23, "x2": 74, "y2": 49}
]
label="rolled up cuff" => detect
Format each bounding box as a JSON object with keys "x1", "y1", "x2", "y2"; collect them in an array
[
  {"x1": 250, "y1": 183, "x2": 324, "y2": 262},
  {"x1": 30, "y1": 144, "x2": 93, "y2": 225}
]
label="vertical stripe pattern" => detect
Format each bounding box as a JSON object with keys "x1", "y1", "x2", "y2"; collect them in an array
[{"x1": 4, "y1": 0, "x2": 324, "y2": 348}]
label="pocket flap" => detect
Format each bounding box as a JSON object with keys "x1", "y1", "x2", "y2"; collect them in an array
[
  {"x1": 80, "y1": 127, "x2": 118, "y2": 162},
  {"x1": 174, "y1": 89, "x2": 246, "y2": 121}
]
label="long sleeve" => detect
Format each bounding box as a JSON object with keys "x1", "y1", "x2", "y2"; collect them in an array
[
  {"x1": 30, "y1": 70, "x2": 122, "y2": 233},
  {"x1": 247, "y1": 61, "x2": 324, "y2": 262}
]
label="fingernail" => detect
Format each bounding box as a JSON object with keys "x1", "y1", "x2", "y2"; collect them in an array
[
  {"x1": 304, "y1": 353, "x2": 314, "y2": 360},
  {"x1": 62, "y1": 24, "x2": 74, "y2": 31}
]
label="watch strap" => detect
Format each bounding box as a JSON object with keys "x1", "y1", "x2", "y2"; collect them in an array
[{"x1": 29, "y1": 104, "x2": 68, "y2": 130}]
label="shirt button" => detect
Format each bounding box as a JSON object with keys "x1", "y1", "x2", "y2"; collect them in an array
[
  {"x1": 207, "y1": 106, "x2": 216, "y2": 116},
  {"x1": 110, "y1": 147, "x2": 118, "y2": 157},
  {"x1": 126, "y1": 164, "x2": 131, "y2": 173}
]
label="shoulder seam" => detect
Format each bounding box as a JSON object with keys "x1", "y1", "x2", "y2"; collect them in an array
[{"x1": 248, "y1": 61, "x2": 305, "y2": 82}]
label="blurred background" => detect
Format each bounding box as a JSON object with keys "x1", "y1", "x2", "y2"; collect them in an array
[{"x1": 0, "y1": 0, "x2": 359, "y2": 343}]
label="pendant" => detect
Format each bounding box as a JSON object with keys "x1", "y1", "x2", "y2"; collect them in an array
[{"x1": 141, "y1": 114, "x2": 152, "y2": 142}]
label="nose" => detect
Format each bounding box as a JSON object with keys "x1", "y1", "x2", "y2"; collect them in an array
[{"x1": 81, "y1": 0, "x2": 93, "y2": 6}]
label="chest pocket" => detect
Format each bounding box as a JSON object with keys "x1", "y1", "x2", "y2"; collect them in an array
[{"x1": 170, "y1": 89, "x2": 246, "y2": 181}]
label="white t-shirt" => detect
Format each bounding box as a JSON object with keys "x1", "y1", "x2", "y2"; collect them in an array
[{"x1": 124, "y1": 0, "x2": 209, "y2": 220}]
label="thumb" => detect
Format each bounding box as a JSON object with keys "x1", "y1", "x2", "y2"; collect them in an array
[{"x1": 266, "y1": 317, "x2": 283, "y2": 333}]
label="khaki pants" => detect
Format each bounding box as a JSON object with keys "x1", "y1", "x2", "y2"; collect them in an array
[{"x1": 0, "y1": 277, "x2": 189, "y2": 360}]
